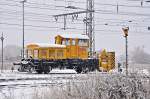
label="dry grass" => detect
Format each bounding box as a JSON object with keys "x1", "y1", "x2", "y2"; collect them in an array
[{"x1": 31, "y1": 73, "x2": 150, "y2": 99}]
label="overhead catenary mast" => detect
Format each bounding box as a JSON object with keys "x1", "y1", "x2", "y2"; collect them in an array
[
  {"x1": 86, "y1": 0, "x2": 95, "y2": 57},
  {"x1": 53, "y1": 0, "x2": 95, "y2": 58}
]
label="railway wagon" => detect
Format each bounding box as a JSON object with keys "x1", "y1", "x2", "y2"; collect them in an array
[{"x1": 15, "y1": 34, "x2": 115, "y2": 73}]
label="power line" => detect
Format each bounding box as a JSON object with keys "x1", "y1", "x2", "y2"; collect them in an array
[
  {"x1": 0, "y1": 25, "x2": 60, "y2": 32},
  {"x1": 0, "y1": 22, "x2": 84, "y2": 31},
  {"x1": 0, "y1": 22, "x2": 60, "y2": 29},
  {"x1": 2, "y1": 4, "x2": 150, "y2": 18},
  {"x1": 54, "y1": 0, "x2": 150, "y2": 9},
  {"x1": 1, "y1": 9, "x2": 147, "y2": 23},
  {"x1": 1, "y1": 1, "x2": 150, "y2": 18},
  {"x1": 4, "y1": 0, "x2": 66, "y2": 8},
  {"x1": 0, "y1": 22, "x2": 149, "y2": 35},
  {"x1": 3, "y1": 0, "x2": 150, "y2": 12},
  {"x1": 1, "y1": 17, "x2": 149, "y2": 29},
  {"x1": 95, "y1": 10, "x2": 150, "y2": 17},
  {"x1": 0, "y1": 16, "x2": 84, "y2": 25},
  {"x1": 0, "y1": 9, "x2": 53, "y2": 17},
  {"x1": 0, "y1": 1, "x2": 80, "y2": 12},
  {"x1": 3, "y1": 0, "x2": 150, "y2": 13},
  {"x1": 95, "y1": 2, "x2": 150, "y2": 9},
  {"x1": 1, "y1": 8, "x2": 149, "y2": 27},
  {"x1": 0, "y1": 12, "x2": 55, "y2": 20},
  {"x1": 0, "y1": 3, "x2": 71, "y2": 12},
  {"x1": 1, "y1": 13, "x2": 149, "y2": 28},
  {"x1": 0, "y1": 11, "x2": 85, "y2": 22},
  {"x1": 1, "y1": 9, "x2": 150, "y2": 25},
  {"x1": 1, "y1": 0, "x2": 149, "y2": 32}
]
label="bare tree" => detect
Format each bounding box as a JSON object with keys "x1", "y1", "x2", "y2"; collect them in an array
[{"x1": 131, "y1": 46, "x2": 150, "y2": 64}]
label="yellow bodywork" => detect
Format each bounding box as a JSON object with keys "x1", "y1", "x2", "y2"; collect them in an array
[
  {"x1": 55, "y1": 35, "x2": 88, "y2": 59},
  {"x1": 25, "y1": 34, "x2": 115, "y2": 71},
  {"x1": 26, "y1": 44, "x2": 66, "y2": 60},
  {"x1": 99, "y1": 49, "x2": 115, "y2": 71},
  {"x1": 26, "y1": 34, "x2": 89, "y2": 60}
]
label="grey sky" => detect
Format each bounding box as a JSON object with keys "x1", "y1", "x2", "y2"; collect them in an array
[{"x1": 0, "y1": 0, "x2": 150, "y2": 56}]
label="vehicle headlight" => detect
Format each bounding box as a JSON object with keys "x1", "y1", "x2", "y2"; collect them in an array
[{"x1": 21, "y1": 60, "x2": 28, "y2": 64}]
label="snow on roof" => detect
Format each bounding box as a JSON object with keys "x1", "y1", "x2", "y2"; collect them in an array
[
  {"x1": 27, "y1": 43, "x2": 66, "y2": 48},
  {"x1": 58, "y1": 34, "x2": 89, "y2": 39}
]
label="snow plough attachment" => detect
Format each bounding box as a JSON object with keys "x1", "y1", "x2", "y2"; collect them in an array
[{"x1": 99, "y1": 50, "x2": 115, "y2": 72}]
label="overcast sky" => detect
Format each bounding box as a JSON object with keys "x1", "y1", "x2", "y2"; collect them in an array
[{"x1": 0, "y1": 0, "x2": 150, "y2": 56}]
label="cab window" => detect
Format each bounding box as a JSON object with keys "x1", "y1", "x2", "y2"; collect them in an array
[
  {"x1": 62, "y1": 39, "x2": 66, "y2": 45},
  {"x1": 27, "y1": 50, "x2": 33, "y2": 58},
  {"x1": 66, "y1": 39, "x2": 70, "y2": 45},
  {"x1": 62, "y1": 39, "x2": 71, "y2": 45},
  {"x1": 78, "y1": 39, "x2": 88, "y2": 46},
  {"x1": 33, "y1": 50, "x2": 38, "y2": 58},
  {"x1": 72, "y1": 39, "x2": 76, "y2": 45}
]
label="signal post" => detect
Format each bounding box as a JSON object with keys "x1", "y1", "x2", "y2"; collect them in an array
[{"x1": 122, "y1": 27, "x2": 129, "y2": 75}]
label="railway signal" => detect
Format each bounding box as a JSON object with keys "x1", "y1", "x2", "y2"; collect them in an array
[
  {"x1": 122, "y1": 27, "x2": 129, "y2": 37},
  {"x1": 122, "y1": 27, "x2": 129, "y2": 75}
]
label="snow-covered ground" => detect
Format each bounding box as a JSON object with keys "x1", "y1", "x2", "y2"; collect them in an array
[
  {"x1": 110, "y1": 68, "x2": 150, "y2": 76},
  {"x1": 0, "y1": 68, "x2": 150, "y2": 99},
  {"x1": 0, "y1": 70, "x2": 106, "y2": 99},
  {"x1": 0, "y1": 69, "x2": 77, "y2": 81},
  {"x1": 0, "y1": 69, "x2": 78, "y2": 99}
]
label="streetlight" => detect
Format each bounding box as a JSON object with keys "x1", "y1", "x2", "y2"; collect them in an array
[
  {"x1": 1, "y1": 33, "x2": 4, "y2": 73},
  {"x1": 20, "y1": 0, "x2": 26, "y2": 59},
  {"x1": 122, "y1": 27, "x2": 129, "y2": 75}
]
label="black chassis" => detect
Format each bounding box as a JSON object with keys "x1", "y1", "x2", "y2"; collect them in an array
[{"x1": 16, "y1": 58, "x2": 99, "y2": 74}]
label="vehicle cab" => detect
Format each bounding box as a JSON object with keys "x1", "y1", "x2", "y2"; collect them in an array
[{"x1": 55, "y1": 34, "x2": 89, "y2": 59}]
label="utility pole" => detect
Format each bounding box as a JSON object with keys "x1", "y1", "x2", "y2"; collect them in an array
[
  {"x1": 53, "y1": 0, "x2": 95, "y2": 58},
  {"x1": 20, "y1": 0, "x2": 26, "y2": 59},
  {"x1": 122, "y1": 27, "x2": 129, "y2": 75},
  {"x1": 1, "y1": 33, "x2": 4, "y2": 73}
]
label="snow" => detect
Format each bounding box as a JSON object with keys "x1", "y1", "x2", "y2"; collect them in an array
[
  {"x1": 110, "y1": 68, "x2": 150, "y2": 76},
  {"x1": 0, "y1": 69, "x2": 150, "y2": 99},
  {"x1": 57, "y1": 34, "x2": 89, "y2": 39},
  {"x1": 0, "y1": 69, "x2": 78, "y2": 99},
  {"x1": 50, "y1": 69, "x2": 77, "y2": 74},
  {"x1": 27, "y1": 43, "x2": 66, "y2": 48},
  {"x1": 137, "y1": 69, "x2": 150, "y2": 76},
  {"x1": 0, "y1": 69, "x2": 76, "y2": 81}
]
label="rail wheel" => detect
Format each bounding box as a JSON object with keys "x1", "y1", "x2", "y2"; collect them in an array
[
  {"x1": 76, "y1": 67, "x2": 82, "y2": 74},
  {"x1": 82, "y1": 67, "x2": 89, "y2": 73},
  {"x1": 36, "y1": 70, "x2": 43, "y2": 74},
  {"x1": 43, "y1": 66, "x2": 52, "y2": 74},
  {"x1": 44, "y1": 71, "x2": 49, "y2": 74},
  {"x1": 29, "y1": 67, "x2": 34, "y2": 73}
]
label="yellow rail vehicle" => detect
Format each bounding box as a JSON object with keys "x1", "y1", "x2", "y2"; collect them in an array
[
  {"x1": 15, "y1": 34, "x2": 115, "y2": 73},
  {"x1": 27, "y1": 34, "x2": 89, "y2": 60}
]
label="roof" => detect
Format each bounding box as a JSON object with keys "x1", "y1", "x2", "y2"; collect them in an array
[
  {"x1": 57, "y1": 34, "x2": 89, "y2": 39},
  {"x1": 27, "y1": 43, "x2": 66, "y2": 48}
]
